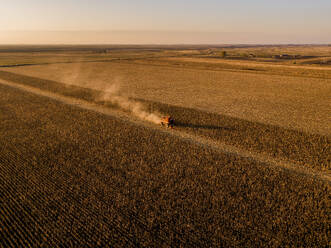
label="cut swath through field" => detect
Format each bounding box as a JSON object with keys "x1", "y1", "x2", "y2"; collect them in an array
[
  {"x1": 0, "y1": 70, "x2": 329, "y2": 172},
  {"x1": 0, "y1": 79, "x2": 330, "y2": 183}
]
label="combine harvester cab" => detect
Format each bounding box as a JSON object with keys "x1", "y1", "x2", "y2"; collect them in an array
[{"x1": 161, "y1": 116, "x2": 174, "y2": 128}]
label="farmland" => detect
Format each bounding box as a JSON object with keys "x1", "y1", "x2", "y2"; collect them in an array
[
  {"x1": 1, "y1": 46, "x2": 330, "y2": 135},
  {"x1": 0, "y1": 45, "x2": 330, "y2": 247}
]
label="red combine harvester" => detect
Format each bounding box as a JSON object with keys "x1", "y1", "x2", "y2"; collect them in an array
[{"x1": 161, "y1": 116, "x2": 174, "y2": 128}]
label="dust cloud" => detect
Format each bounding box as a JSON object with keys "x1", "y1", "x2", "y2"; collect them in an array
[
  {"x1": 47, "y1": 63, "x2": 163, "y2": 124},
  {"x1": 97, "y1": 83, "x2": 162, "y2": 124}
]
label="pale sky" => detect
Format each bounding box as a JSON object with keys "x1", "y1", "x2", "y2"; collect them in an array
[{"x1": 1, "y1": 0, "x2": 330, "y2": 44}]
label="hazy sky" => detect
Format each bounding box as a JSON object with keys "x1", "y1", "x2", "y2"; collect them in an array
[{"x1": 1, "y1": 0, "x2": 330, "y2": 44}]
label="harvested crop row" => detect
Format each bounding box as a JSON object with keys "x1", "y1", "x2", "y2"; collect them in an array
[
  {"x1": 0, "y1": 70, "x2": 329, "y2": 171},
  {"x1": 0, "y1": 84, "x2": 330, "y2": 247}
]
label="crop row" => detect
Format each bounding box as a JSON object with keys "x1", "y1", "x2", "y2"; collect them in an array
[
  {"x1": 0, "y1": 144, "x2": 140, "y2": 247},
  {"x1": 0, "y1": 84, "x2": 330, "y2": 246}
]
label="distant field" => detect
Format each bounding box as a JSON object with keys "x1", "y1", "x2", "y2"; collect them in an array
[{"x1": 0, "y1": 45, "x2": 330, "y2": 247}]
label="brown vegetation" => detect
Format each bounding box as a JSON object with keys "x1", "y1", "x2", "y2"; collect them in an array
[{"x1": 0, "y1": 84, "x2": 330, "y2": 247}]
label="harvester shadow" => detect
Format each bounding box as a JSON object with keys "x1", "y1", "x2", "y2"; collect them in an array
[{"x1": 175, "y1": 121, "x2": 235, "y2": 131}]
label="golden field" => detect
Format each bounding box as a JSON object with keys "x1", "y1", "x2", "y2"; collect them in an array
[{"x1": 0, "y1": 45, "x2": 330, "y2": 247}]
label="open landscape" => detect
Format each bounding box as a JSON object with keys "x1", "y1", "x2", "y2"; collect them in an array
[{"x1": 0, "y1": 45, "x2": 330, "y2": 247}]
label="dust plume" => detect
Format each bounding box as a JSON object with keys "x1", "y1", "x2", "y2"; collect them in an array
[{"x1": 98, "y1": 83, "x2": 162, "y2": 124}]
